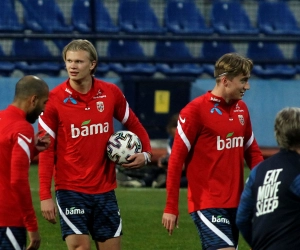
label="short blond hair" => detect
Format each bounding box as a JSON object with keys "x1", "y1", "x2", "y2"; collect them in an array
[
  {"x1": 62, "y1": 39, "x2": 98, "y2": 75},
  {"x1": 214, "y1": 53, "x2": 253, "y2": 80}
]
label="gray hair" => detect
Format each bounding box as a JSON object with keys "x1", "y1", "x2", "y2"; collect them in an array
[{"x1": 274, "y1": 107, "x2": 300, "y2": 149}]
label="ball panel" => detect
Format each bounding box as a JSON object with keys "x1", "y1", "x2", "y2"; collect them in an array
[{"x1": 107, "y1": 130, "x2": 142, "y2": 164}]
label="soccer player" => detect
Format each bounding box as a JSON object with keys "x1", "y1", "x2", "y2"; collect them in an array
[
  {"x1": 236, "y1": 107, "x2": 300, "y2": 250},
  {"x1": 38, "y1": 39, "x2": 152, "y2": 250},
  {"x1": 0, "y1": 75, "x2": 50, "y2": 250},
  {"x1": 162, "y1": 53, "x2": 264, "y2": 250}
]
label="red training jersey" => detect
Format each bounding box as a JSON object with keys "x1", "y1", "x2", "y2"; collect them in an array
[
  {"x1": 38, "y1": 78, "x2": 151, "y2": 200},
  {"x1": 0, "y1": 105, "x2": 38, "y2": 231},
  {"x1": 164, "y1": 91, "x2": 263, "y2": 215}
]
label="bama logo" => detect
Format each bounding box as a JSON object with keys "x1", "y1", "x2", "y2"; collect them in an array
[
  {"x1": 217, "y1": 132, "x2": 244, "y2": 150},
  {"x1": 65, "y1": 207, "x2": 85, "y2": 215},
  {"x1": 71, "y1": 119, "x2": 109, "y2": 138},
  {"x1": 212, "y1": 215, "x2": 230, "y2": 224}
]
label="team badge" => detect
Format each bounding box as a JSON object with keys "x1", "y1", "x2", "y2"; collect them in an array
[
  {"x1": 238, "y1": 115, "x2": 244, "y2": 125},
  {"x1": 96, "y1": 101, "x2": 104, "y2": 112}
]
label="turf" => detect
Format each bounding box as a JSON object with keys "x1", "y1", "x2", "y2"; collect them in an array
[{"x1": 29, "y1": 165, "x2": 251, "y2": 250}]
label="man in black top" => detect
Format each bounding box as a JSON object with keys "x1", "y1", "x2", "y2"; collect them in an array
[{"x1": 236, "y1": 107, "x2": 300, "y2": 250}]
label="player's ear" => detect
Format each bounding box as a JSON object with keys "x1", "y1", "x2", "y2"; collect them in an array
[
  {"x1": 90, "y1": 60, "x2": 96, "y2": 70},
  {"x1": 30, "y1": 95, "x2": 38, "y2": 107}
]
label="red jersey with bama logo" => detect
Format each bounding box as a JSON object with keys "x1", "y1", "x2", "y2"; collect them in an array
[
  {"x1": 0, "y1": 105, "x2": 38, "y2": 231},
  {"x1": 38, "y1": 78, "x2": 151, "y2": 200},
  {"x1": 164, "y1": 91, "x2": 263, "y2": 215}
]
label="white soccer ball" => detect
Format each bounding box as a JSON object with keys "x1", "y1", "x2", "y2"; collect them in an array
[{"x1": 107, "y1": 130, "x2": 142, "y2": 164}]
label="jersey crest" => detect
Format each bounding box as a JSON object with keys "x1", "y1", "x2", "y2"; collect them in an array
[{"x1": 96, "y1": 101, "x2": 104, "y2": 112}]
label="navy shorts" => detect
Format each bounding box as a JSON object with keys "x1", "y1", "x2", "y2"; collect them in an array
[
  {"x1": 56, "y1": 189, "x2": 122, "y2": 242},
  {"x1": 0, "y1": 227, "x2": 26, "y2": 250},
  {"x1": 190, "y1": 208, "x2": 239, "y2": 250}
]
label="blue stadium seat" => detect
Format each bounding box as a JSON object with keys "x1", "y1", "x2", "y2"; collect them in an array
[
  {"x1": 107, "y1": 40, "x2": 156, "y2": 77},
  {"x1": 19, "y1": 0, "x2": 73, "y2": 33},
  {"x1": 247, "y1": 41, "x2": 296, "y2": 79},
  {"x1": 293, "y1": 43, "x2": 300, "y2": 73},
  {"x1": 95, "y1": 63, "x2": 111, "y2": 77},
  {"x1": 0, "y1": 45, "x2": 15, "y2": 76},
  {"x1": 95, "y1": 0, "x2": 119, "y2": 33},
  {"x1": 11, "y1": 38, "x2": 62, "y2": 76},
  {"x1": 211, "y1": 1, "x2": 258, "y2": 35},
  {"x1": 164, "y1": 0, "x2": 213, "y2": 35},
  {"x1": 72, "y1": 0, "x2": 92, "y2": 33},
  {"x1": 118, "y1": 0, "x2": 165, "y2": 34},
  {"x1": 257, "y1": 1, "x2": 300, "y2": 35},
  {"x1": 154, "y1": 41, "x2": 203, "y2": 77},
  {"x1": 200, "y1": 41, "x2": 236, "y2": 77},
  {"x1": 72, "y1": 0, "x2": 119, "y2": 33},
  {"x1": 0, "y1": 0, "x2": 23, "y2": 32}
]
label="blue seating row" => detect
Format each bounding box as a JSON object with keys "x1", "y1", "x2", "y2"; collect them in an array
[
  {"x1": 1, "y1": 0, "x2": 300, "y2": 36},
  {"x1": 1, "y1": 38, "x2": 300, "y2": 79}
]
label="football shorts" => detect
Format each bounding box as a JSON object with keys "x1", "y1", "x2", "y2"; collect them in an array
[
  {"x1": 0, "y1": 227, "x2": 26, "y2": 250},
  {"x1": 190, "y1": 208, "x2": 239, "y2": 250},
  {"x1": 56, "y1": 189, "x2": 122, "y2": 242}
]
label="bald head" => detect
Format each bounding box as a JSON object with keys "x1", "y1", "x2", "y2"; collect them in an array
[
  {"x1": 12, "y1": 75, "x2": 49, "y2": 123},
  {"x1": 14, "y1": 75, "x2": 49, "y2": 101}
]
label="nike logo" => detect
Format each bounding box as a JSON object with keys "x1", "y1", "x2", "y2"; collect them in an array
[
  {"x1": 179, "y1": 115, "x2": 186, "y2": 123},
  {"x1": 18, "y1": 133, "x2": 32, "y2": 144}
]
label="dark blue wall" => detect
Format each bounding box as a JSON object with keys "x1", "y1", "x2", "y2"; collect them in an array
[{"x1": 1, "y1": 77, "x2": 299, "y2": 147}]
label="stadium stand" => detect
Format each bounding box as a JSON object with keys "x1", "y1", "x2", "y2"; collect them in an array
[
  {"x1": 200, "y1": 41, "x2": 236, "y2": 77},
  {"x1": 72, "y1": 0, "x2": 119, "y2": 33},
  {"x1": 0, "y1": 45, "x2": 15, "y2": 76},
  {"x1": 257, "y1": 1, "x2": 300, "y2": 35},
  {"x1": 210, "y1": 1, "x2": 259, "y2": 35},
  {"x1": 293, "y1": 43, "x2": 300, "y2": 73},
  {"x1": 118, "y1": 0, "x2": 165, "y2": 34},
  {"x1": 247, "y1": 41, "x2": 297, "y2": 79},
  {"x1": 95, "y1": 63, "x2": 111, "y2": 77},
  {"x1": 0, "y1": 0, "x2": 299, "y2": 79},
  {"x1": 19, "y1": 0, "x2": 73, "y2": 33},
  {"x1": 11, "y1": 38, "x2": 62, "y2": 76},
  {"x1": 0, "y1": 0, "x2": 23, "y2": 32},
  {"x1": 95, "y1": 0, "x2": 119, "y2": 33},
  {"x1": 107, "y1": 39, "x2": 156, "y2": 77},
  {"x1": 71, "y1": 0, "x2": 92, "y2": 33},
  {"x1": 164, "y1": 0, "x2": 213, "y2": 35},
  {"x1": 154, "y1": 41, "x2": 203, "y2": 77}
]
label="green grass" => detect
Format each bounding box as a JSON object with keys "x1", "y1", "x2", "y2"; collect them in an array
[{"x1": 29, "y1": 165, "x2": 251, "y2": 250}]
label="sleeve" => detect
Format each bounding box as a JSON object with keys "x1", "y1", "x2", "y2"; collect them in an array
[
  {"x1": 38, "y1": 94, "x2": 58, "y2": 200},
  {"x1": 11, "y1": 123, "x2": 38, "y2": 232},
  {"x1": 236, "y1": 167, "x2": 258, "y2": 247},
  {"x1": 112, "y1": 84, "x2": 152, "y2": 154},
  {"x1": 243, "y1": 104, "x2": 264, "y2": 169},
  {"x1": 164, "y1": 102, "x2": 201, "y2": 215}
]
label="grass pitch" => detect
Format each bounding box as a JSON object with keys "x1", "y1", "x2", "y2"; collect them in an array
[{"x1": 29, "y1": 165, "x2": 250, "y2": 250}]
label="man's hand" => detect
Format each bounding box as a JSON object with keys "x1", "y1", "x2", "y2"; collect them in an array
[
  {"x1": 41, "y1": 199, "x2": 57, "y2": 224},
  {"x1": 35, "y1": 130, "x2": 50, "y2": 152},
  {"x1": 162, "y1": 213, "x2": 179, "y2": 235},
  {"x1": 122, "y1": 152, "x2": 151, "y2": 169},
  {"x1": 27, "y1": 231, "x2": 41, "y2": 250}
]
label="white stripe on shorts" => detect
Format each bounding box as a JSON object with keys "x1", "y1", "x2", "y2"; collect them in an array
[
  {"x1": 197, "y1": 211, "x2": 234, "y2": 246},
  {"x1": 6, "y1": 228, "x2": 22, "y2": 250},
  {"x1": 56, "y1": 197, "x2": 82, "y2": 234},
  {"x1": 114, "y1": 210, "x2": 122, "y2": 237}
]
